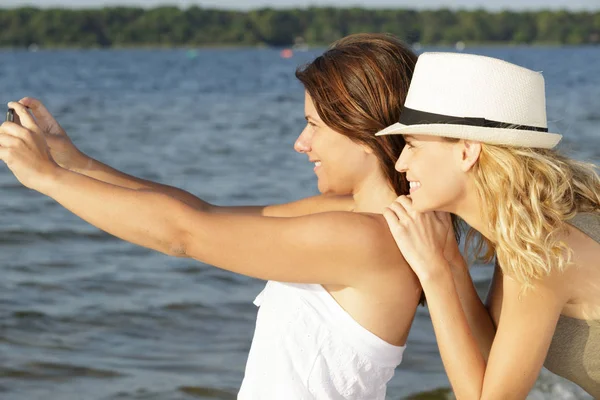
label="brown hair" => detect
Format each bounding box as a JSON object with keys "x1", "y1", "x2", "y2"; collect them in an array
[
  {"x1": 295, "y1": 33, "x2": 417, "y2": 196},
  {"x1": 296, "y1": 34, "x2": 459, "y2": 305}
]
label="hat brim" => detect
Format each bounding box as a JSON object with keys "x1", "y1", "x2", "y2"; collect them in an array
[{"x1": 375, "y1": 122, "x2": 562, "y2": 149}]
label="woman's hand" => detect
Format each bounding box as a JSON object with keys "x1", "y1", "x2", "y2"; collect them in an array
[
  {"x1": 0, "y1": 102, "x2": 61, "y2": 193},
  {"x1": 18, "y1": 97, "x2": 90, "y2": 171},
  {"x1": 383, "y1": 195, "x2": 452, "y2": 281}
]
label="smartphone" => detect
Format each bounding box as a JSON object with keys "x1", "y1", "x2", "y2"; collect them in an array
[{"x1": 6, "y1": 108, "x2": 15, "y2": 122}]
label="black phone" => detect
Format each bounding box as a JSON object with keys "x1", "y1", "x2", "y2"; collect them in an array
[{"x1": 6, "y1": 108, "x2": 15, "y2": 122}]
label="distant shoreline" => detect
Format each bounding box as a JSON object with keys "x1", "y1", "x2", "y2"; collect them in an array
[
  {"x1": 1, "y1": 6, "x2": 598, "y2": 48},
  {"x1": 0, "y1": 5, "x2": 597, "y2": 11},
  {"x1": 0, "y1": 42, "x2": 597, "y2": 51}
]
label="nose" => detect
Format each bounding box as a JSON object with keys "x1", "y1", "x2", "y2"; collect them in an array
[
  {"x1": 294, "y1": 125, "x2": 313, "y2": 153},
  {"x1": 395, "y1": 147, "x2": 409, "y2": 172}
]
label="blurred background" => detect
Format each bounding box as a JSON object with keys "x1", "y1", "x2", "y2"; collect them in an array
[{"x1": 0, "y1": 0, "x2": 599, "y2": 399}]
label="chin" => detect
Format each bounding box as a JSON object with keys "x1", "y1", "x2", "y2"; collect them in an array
[
  {"x1": 317, "y1": 181, "x2": 350, "y2": 196},
  {"x1": 414, "y1": 199, "x2": 449, "y2": 213},
  {"x1": 317, "y1": 184, "x2": 330, "y2": 195},
  {"x1": 317, "y1": 186, "x2": 336, "y2": 195},
  {"x1": 410, "y1": 198, "x2": 434, "y2": 213}
]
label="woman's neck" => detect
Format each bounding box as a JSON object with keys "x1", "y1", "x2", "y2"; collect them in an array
[
  {"x1": 352, "y1": 173, "x2": 397, "y2": 214},
  {"x1": 451, "y1": 188, "x2": 493, "y2": 242}
]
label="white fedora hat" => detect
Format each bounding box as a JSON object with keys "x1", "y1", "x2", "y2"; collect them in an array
[{"x1": 376, "y1": 52, "x2": 562, "y2": 149}]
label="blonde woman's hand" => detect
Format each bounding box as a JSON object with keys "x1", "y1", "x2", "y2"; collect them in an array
[
  {"x1": 383, "y1": 195, "x2": 452, "y2": 282},
  {"x1": 0, "y1": 102, "x2": 61, "y2": 193},
  {"x1": 18, "y1": 97, "x2": 90, "y2": 171}
]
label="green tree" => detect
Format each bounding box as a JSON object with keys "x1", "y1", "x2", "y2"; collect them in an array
[{"x1": 0, "y1": 7, "x2": 598, "y2": 48}]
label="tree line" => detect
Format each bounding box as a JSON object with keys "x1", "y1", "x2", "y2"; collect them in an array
[{"x1": 1, "y1": 6, "x2": 599, "y2": 48}]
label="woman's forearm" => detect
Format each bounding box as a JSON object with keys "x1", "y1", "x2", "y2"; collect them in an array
[
  {"x1": 69, "y1": 156, "x2": 357, "y2": 218},
  {"x1": 423, "y1": 262, "x2": 486, "y2": 399},
  {"x1": 44, "y1": 168, "x2": 195, "y2": 257},
  {"x1": 70, "y1": 157, "x2": 278, "y2": 215},
  {"x1": 450, "y1": 257, "x2": 496, "y2": 361},
  {"x1": 71, "y1": 157, "x2": 217, "y2": 211}
]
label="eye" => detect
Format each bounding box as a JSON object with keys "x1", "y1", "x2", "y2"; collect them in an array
[{"x1": 405, "y1": 142, "x2": 414, "y2": 149}]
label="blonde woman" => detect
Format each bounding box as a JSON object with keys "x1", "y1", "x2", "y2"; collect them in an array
[{"x1": 380, "y1": 53, "x2": 600, "y2": 398}]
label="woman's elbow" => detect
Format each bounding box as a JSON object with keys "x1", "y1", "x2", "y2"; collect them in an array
[
  {"x1": 164, "y1": 237, "x2": 190, "y2": 258},
  {"x1": 160, "y1": 217, "x2": 194, "y2": 258}
]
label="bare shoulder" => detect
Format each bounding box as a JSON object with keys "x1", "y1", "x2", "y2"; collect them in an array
[
  {"x1": 304, "y1": 211, "x2": 414, "y2": 275},
  {"x1": 337, "y1": 212, "x2": 418, "y2": 284},
  {"x1": 321, "y1": 211, "x2": 405, "y2": 253},
  {"x1": 297, "y1": 211, "x2": 395, "y2": 256},
  {"x1": 263, "y1": 194, "x2": 354, "y2": 217},
  {"x1": 312, "y1": 194, "x2": 355, "y2": 211},
  {"x1": 328, "y1": 212, "x2": 421, "y2": 301}
]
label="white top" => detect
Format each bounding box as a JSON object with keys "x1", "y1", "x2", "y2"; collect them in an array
[{"x1": 237, "y1": 281, "x2": 406, "y2": 400}]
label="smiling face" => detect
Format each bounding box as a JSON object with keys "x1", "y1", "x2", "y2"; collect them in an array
[
  {"x1": 394, "y1": 134, "x2": 479, "y2": 213},
  {"x1": 294, "y1": 92, "x2": 375, "y2": 195}
]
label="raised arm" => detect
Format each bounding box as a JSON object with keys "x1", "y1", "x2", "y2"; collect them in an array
[
  {"x1": 50, "y1": 174, "x2": 388, "y2": 284},
  {"x1": 0, "y1": 112, "x2": 391, "y2": 286},
  {"x1": 63, "y1": 155, "x2": 353, "y2": 216},
  {"x1": 18, "y1": 97, "x2": 354, "y2": 217}
]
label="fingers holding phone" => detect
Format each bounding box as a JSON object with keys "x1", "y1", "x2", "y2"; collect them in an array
[
  {"x1": 6, "y1": 107, "x2": 23, "y2": 125},
  {"x1": 7, "y1": 101, "x2": 89, "y2": 171},
  {"x1": 6, "y1": 108, "x2": 15, "y2": 123}
]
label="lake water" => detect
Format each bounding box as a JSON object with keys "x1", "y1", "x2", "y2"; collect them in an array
[{"x1": 0, "y1": 45, "x2": 598, "y2": 399}]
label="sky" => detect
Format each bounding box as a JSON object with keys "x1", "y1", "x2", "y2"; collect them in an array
[{"x1": 1, "y1": 0, "x2": 599, "y2": 11}]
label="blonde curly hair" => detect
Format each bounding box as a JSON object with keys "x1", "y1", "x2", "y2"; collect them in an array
[{"x1": 466, "y1": 145, "x2": 600, "y2": 289}]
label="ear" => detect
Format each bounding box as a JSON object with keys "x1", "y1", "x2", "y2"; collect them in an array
[{"x1": 460, "y1": 140, "x2": 482, "y2": 172}]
